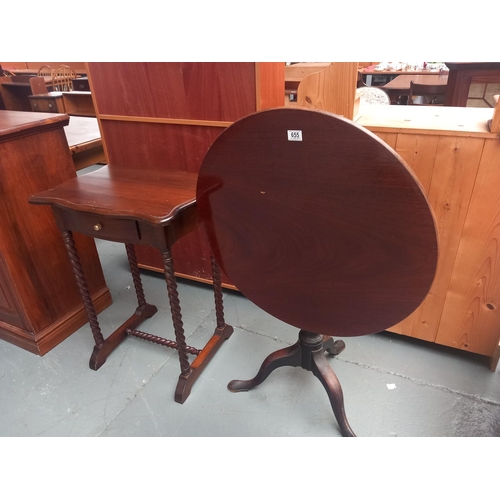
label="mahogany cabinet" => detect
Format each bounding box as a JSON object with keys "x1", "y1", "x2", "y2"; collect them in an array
[
  {"x1": 86, "y1": 62, "x2": 285, "y2": 287},
  {"x1": 0, "y1": 110, "x2": 112, "y2": 355}
]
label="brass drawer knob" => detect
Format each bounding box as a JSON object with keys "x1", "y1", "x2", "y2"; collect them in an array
[{"x1": 93, "y1": 223, "x2": 103, "y2": 231}]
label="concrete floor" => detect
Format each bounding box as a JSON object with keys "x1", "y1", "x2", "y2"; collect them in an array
[{"x1": 1, "y1": 234, "x2": 499, "y2": 438}]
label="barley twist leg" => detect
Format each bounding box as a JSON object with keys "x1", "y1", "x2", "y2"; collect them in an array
[
  {"x1": 211, "y1": 255, "x2": 226, "y2": 329},
  {"x1": 161, "y1": 246, "x2": 190, "y2": 375},
  {"x1": 61, "y1": 230, "x2": 104, "y2": 347},
  {"x1": 125, "y1": 243, "x2": 147, "y2": 307}
]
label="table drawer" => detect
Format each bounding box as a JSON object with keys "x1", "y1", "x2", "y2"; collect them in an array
[
  {"x1": 57, "y1": 209, "x2": 141, "y2": 244},
  {"x1": 72, "y1": 78, "x2": 90, "y2": 91}
]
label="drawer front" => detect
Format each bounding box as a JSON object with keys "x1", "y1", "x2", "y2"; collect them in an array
[
  {"x1": 73, "y1": 79, "x2": 90, "y2": 91},
  {"x1": 30, "y1": 98, "x2": 61, "y2": 113},
  {"x1": 57, "y1": 210, "x2": 141, "y2": 244}
]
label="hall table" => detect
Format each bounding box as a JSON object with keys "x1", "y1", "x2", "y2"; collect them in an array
[
  {"x1": 30, "y1": 165, "x2": 233, "y2": 403},
  {"x1": 355, "y1": 104, "x2": 500, "y2": 370}
]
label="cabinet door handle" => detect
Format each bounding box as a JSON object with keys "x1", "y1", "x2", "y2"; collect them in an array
[{"x1": 93, "y1": 223, "x2": 103, "y2": 231}]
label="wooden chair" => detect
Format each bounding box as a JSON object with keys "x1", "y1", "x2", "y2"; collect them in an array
[
  {"x1": 0, "y1": 65, "x2": 15, "y2": 77},
  {"x1": 356, "y1": 86, "x2": 391, "y2": 105},
  {"x1": 356, "y1": 70, "x2": 367, "y2": 88},
  {"x1": 28, "y1": 76, "x2": 65, "y2": 113},
  {"x1": 37, "y1": 65, "x2": 53, "y2": 87},
  {"x1": 29, "y1": 76, "x2": 49, "y2": 95},
  {"x1": 53, "y1": 65, "x2": 77, "y2": 92},
  {"x1": 196, "y1": 107, "x2": 438, "y2": 436},
  {"x1": 408, "y1": 80, "x2": 447, "y2": 105}
]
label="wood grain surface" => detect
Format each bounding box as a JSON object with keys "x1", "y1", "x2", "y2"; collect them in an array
[
  {"x1": 436, "y1": 139, "x2": 500, "y2": 356},
  {"x1": 30, "y1": 164, "x2": 198, "y2": 225},
  {"x1": 87, "y1": 62, "x2": 257, "y2": 122},
  {"x1": 197, "y1": 108, "x2": 439, "y2": 337},
  {"x1": 387, "y1": 135, "x2": 484, "y2": 342},
  {"x1": 0, "y1": 110, "x2": 111, "y2": 353}
]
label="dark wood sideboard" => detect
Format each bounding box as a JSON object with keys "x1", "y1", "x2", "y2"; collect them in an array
[{"x1": 0, "y1": 110, "x2": 112, "y2": 355}]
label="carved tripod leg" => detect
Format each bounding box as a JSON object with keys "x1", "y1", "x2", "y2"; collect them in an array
[
  {"x1": 160, "y1": 245, "x2": 191, "y2": 376},
  {"x1": 61, "y1": 230, "x2": 105, "y2": 348},
  {"x1": 311, "y1": 350, "x2": 356, "y2": 437},
  {"x1": 323, "y1": 336, "x2": 346, "y2": 356},
  {"x1": 228, "y1": 342, "x2": 302, "y2": 392}
]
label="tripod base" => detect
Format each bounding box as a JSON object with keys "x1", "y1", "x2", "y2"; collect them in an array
[{"x1": 228, "y1": 330, "x2": 356, "y2": 437}]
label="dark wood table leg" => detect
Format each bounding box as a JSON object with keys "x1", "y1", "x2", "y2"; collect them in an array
[
  {"x1": 323, "y1": 336, "x2": 346, "y2": 356},
  {"x1": 160, "y1": 245, "x2": 191, "y2": 374},
  {"x1": 165, "y1": 251, "x2": 233, "y2": 403},
  {"x1": 211, "y1": 256, "x2": 227, "y2": 329},
  {"x1": 228, "y1": 343, "x2": 301, "y2": 392},
  {"x1": 62, "y1": 230, "x2": 105, "y2": 348},
  {"x1": 61, "y1": 230, "x2": 157, "y2": 370},
  {"x1": 125, "y1": 243, "x2": 148, "y2": 308},
  {"x1": 228, "y1": 329, "x2": 356, "y2": 436},
  {"x1": 311, "y1": 347, "x2": 356, "y2": 437}
]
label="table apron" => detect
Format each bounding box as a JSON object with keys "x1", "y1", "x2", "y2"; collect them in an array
[{"x1": 52, "y1": 207, "x2": 143, "y2": 245}]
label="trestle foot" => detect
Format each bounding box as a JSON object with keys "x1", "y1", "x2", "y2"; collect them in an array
[
  {"x1": 175, "y1": 324, "x2": 234, "y2": 403},
  {"x1": 89, "y1": 303, "x2": 158, "y2": 370}
]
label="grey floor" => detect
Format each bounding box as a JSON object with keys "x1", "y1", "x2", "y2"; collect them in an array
[
  {"x1": 1, "y1": 237, "x2": 500, "y2": 438},
  {"x1": 1, "y1": 165, "x2": 500, "y2": 439}
]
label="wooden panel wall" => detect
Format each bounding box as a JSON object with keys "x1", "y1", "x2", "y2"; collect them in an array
[
  {"x1": 296, "y1": 63, "x2": 359, "y2": 119},
  {"x1": 90, "y1": 62, "x2": 257, "y2": 121},
  {"x1": 436, "y1": 139, "x2": 500, "y2": 358},
  {"x1": 86, "y1": 62, "x2": 285, "y2": 286},
  {"x1": 371, "y1": 127, "x2": 500, "y2": 364},
  {"x1": 98, "y1": 121, "x2": 224, "y2": 172},
  {"x1": 391, "y1": 135, "x2": 483, "y2": 343}
]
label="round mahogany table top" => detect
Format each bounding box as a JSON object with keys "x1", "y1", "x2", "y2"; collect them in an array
[{"x1": 197, "y1": 108, "x2": 438, "y2": 337}]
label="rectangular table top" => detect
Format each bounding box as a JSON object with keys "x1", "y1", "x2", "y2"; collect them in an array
[
  {"x1": 0, "y1": 109, "x2": 68, "y2": 142},
  {"x1": 381, "y1": 74, "x2": 448, "y2": 90},
  {"x1": 360, "y1": 64, "x2": 448, "y2": 76},
  {"x1": 30, "y1": 164, "x2": 198, "y2": 226}
]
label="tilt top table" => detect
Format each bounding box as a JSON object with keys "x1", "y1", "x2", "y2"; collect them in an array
[
  {"x1": 30, "y1": 165, "x2": 233, "y2": 403},
  {"x1": 196, "y1": 107, "x2": 439, "y2": 436}
]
